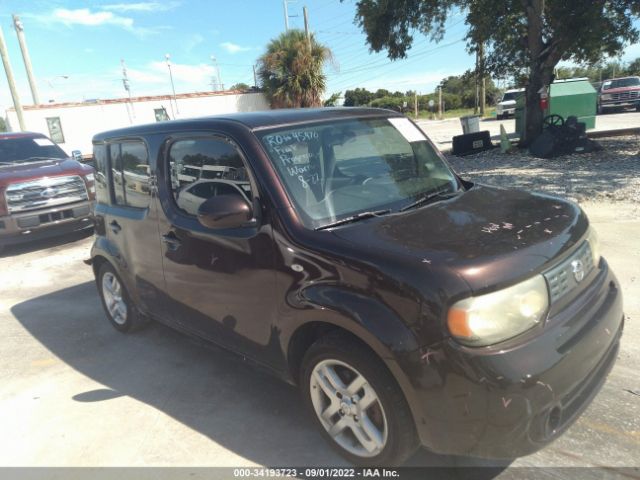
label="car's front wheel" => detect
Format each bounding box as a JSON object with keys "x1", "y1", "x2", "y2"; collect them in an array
[
  {"x1": 301, "y1": 332, "x2": 418, "y2": 466},
  {"x1": 97, "y1": 262, "x2": 148, "y2": 333}
]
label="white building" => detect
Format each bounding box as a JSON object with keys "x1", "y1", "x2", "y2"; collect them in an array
[{"x1": 4, "y1": 90, "x2": 269, "y2": 156}]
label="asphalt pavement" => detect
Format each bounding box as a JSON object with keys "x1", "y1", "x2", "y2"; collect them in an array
[{"x1": 0, "y1": 190, "x2": 638, "y2": 476}]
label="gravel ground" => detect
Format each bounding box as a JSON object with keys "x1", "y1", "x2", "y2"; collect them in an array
[{"x1": 446, "y1": 135, "x2": 640, "y2": 210}]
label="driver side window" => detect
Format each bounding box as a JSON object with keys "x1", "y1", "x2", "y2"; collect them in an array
[{"x1": 169, "y1": 137, "x2": 252, "y2": 217}]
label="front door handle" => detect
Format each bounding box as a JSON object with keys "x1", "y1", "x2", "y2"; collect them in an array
[
  {"x1": 109, "y1": 220, "x2": 122, "y2": 234},
  {"x1": 161, "y1": 232, "x2": 182, "y2": 251}
]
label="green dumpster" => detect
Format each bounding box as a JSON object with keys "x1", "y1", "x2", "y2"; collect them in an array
[
  {"x1": 514, "y1": 78, "x2": 597, "y2": 137},
  {"x1": 547, "y1": 78, "x2": 596, "y2": 129}
]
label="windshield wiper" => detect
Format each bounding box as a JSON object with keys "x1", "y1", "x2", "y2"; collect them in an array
[
  {"x1": 399, "y1": 188, "x2": 461, "y2": 212},
  {"x1": 315, "y1": 209, "x2": 391, "y2": 230}
]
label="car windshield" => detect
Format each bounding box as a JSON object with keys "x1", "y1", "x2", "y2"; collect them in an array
[
  {"x1": 603, "y1": 77, "x2": 640, "y2": 90},
  {"x1": 502, "y1": 92, "x2": 520, "y2": 102},
  {"x1": 0, "y1": 136, "x2": 68, "y2": 164},
  {"x1": 258, "y1": 117, "x2": 459, "y2": 229}
]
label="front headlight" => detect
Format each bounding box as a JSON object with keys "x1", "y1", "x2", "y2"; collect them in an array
[
  {"x1": 587, "y1": 226, "x2": 601, "y2": 266},
  {"x1": 84, "y1": 173, "x2": 95, "y2": 182},
  {"x1": 447, "y1": 275, "x2": 549, "y2": 347},
  {"x1": 600, "y1": 94, "x2": 612, "y2": 101}
]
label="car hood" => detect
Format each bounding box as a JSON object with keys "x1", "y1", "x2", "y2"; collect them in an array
[
  {"x1": 0, "y1": 158, "x2": 88, "y2": 187},
  {"x1": 330, "y1": 184, "x2": 588, "y2": 292},
  {"x1": 498, "y1": 100, "x2": 517, "y2": 106},
  {"x1": 601, "y1": 86, "x2": 640, "y2": 94}
]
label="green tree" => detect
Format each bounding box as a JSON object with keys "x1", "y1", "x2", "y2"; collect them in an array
[
  {"x1": 229, "y1": 82, "x2": 251, "y2": 91},
  {"x1": 343, "y1": 87, "x2": 375, "y2": 106},
  {"x1": 324, "y1": 91, "x2": 342, "y2": 106},
  {"x1": 257, "y1": 29, "x2": 332, "y2": 108},
  {"x1": 626, "y1": 57, "x2": 640, "y2": 76},
  {"x1": 0, "y1": 118, "x2": 6, "y2": 132},
  {"x1": 351, "y1": 0, "x2": 640, "y2": 144}
]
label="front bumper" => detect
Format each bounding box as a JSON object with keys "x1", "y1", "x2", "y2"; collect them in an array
[
  {"x1": 0, "y1": 200, "x2": 94, "y2": 247},
  {"x1": 600, "y1": 99, "x2": 640, "y2": 109},
  {"x1": 405, "y1": 259, "x2": 623, "y2": 458}
]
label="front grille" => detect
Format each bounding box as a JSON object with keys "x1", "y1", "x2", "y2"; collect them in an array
[
  {"x1": 5, "y1": 175, "x2": 88, "y2": 213},
  {"x1": 544, "y1": 241, "x2": 595, "y2": 304},
  {"x1": 611, "y1": 90, "x2": 640, "y2": 101}
]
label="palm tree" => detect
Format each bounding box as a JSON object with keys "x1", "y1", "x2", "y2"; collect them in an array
[{"x1": 257, "y1": 29, "x2": 332, "y2": 108}]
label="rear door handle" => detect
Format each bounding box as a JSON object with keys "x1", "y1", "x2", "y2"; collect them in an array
[
  {"x1": 109, "y1": 220, "x2": 121, "y2": 234},
  {"x1": 161, "y1": 232, "x2": 182, "y2": 251}
]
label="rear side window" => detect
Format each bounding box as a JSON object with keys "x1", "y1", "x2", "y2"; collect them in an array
[
  {"x1": 168, "y1": 138, "x2": 252, "y2": 217},
  {"x1": 93, "y1": 144, "x2": 109, "y2": 203},
  {"x1": 109, "y1": 141, "x2": 151, "y2": 209}
]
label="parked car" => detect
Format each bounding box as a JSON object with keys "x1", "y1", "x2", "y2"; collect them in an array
[
  {"x1": 0, "y1": 132, "x2": 95, "y2": 252},
  {"x1": 597, "y1": 76, "x2": 640, "y2": 114},
  {"x1": 88, "y1": 108, "x2": 623, "y2": 466},
  {"x1": 495, "y1": 88, "x2": 524, "y2": 119}
]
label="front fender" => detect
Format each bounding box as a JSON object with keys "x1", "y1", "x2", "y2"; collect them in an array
[{"x1": 299, "y1": 284, "x2": 420, "y2": 357}]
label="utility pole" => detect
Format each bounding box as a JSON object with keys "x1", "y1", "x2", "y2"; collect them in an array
[
  {"x1": 165, "y1": 53, "x2": 178, "y2": 118},
  {"x1": 252, "y1": 64, "x2": 258, "y2": 88},
  {"x1": 303, "y1": 6, "x2": 311, "y2": 47},
  {"x1": 479, "y1": 42, "x2": 486, "y2": 116},
  {"x1": 210, "y1": 55, "x2": 223, "y2": 91},
  {"x1": 474, "y1": 48, "x2": 479, "y2": 115},
  {"x1": 438, "y1": 86, "x2": 442, "y2": 119},
  {"x1": 283, "y1": 0, "x2": 290, "y2": 31},
  {"x1": 121, "y1": 59, "x2": 134, "y2": 123},
  {"x1": 414, "y1": 91, "x2": 418, "y2": 119},
  {"x1": 0, "y1": 25, "x2": 25, "y2": 130},
  {"x1": 283, "y1": 0, "x2": 298, "y2": 31},
  {"x1": 12, "y1": 14, "x2": 39, "y2": 105}
]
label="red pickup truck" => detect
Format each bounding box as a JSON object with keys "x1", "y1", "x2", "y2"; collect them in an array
[
  {"x1": 597, "y1": 76, "x2": 640, "y2": 114},
  {"x1": 0, "y1": 132, "x2": 95, "y2": 252}
]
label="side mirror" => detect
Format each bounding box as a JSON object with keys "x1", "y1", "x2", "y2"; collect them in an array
[
  {"x1": 197, "y1": 194, "x2": 253, "y2": 229},
  {"x1": 71, "y1": 150, "x2": 83, "y2": 162}
]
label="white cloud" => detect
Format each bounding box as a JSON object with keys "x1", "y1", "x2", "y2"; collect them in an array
[
  {"x1": 27, "y1": 8, "x2": 168, "y2": 38},
  {"x1": 52, "y1": 8, "x2": 133, "y2": 28},
  {"x1": 102, "y1": 2, "x2": 181, "y2": 13},
  {"x1": 220, "y1": 42, "x2": 252, "y2": 54}
]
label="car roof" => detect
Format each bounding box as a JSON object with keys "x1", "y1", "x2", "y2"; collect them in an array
[
  {"x1": 93, "y1": 107, "x2": 403, "y2": 141},
  {"x1": 0, "y1": 131, "x2": 47, "y2": 140},
  {"x1": 504, "y1": 88, "x2": 525, "y2": 93}
]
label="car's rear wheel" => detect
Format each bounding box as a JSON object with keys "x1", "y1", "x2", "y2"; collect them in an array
[
  {"x1": 301, "y1": 332, "x2": 418, "y2": 466},
  {"x1": 97, "y1": 262, "x2": 148, "y2": 333}
]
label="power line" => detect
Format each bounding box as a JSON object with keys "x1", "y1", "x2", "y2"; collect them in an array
[{"x1": 329, "y1": 38, "x2": 465, "y2": 91}]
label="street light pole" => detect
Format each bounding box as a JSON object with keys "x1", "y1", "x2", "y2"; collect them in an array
[
  {"x1": 12, "y1": 14, "x2": 40, "y2": 105},
  {"x1": 0, "y1": 25, "x2": 25, "y2": 130},
  {"x1": 165, "y1": 53, "x2": 178, "y2": 117}
]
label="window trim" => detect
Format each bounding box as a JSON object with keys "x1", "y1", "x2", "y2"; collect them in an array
[
  {"x1": 106, "y1": 138, "x2": 151, "y2": 210},
  {"x1": 163, "y1": 133, "x2": 259, "y2": 222}
]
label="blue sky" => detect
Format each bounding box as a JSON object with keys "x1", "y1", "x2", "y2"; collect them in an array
[{"x1": 0, "y1": 0, "x2": 639, "y2": 111}]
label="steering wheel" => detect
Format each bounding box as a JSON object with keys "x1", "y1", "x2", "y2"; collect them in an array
[{"x1": 543, "y1": 114, "x2": 565, "y2": 128}]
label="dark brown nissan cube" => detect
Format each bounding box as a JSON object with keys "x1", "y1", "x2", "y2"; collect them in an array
[{"x1": 89, "y1": 108, "x2": 623, "y2": 466}]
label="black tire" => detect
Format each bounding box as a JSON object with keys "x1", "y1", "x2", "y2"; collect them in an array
[
  {"x1": 97, "y1": 262, "x2": 149, "y2": 333},
  {"x1": 300, "y1": 332, "x2": 418, "y2": 466},
  {"x1": 496, "y1": 114, "x2": 503, "y2": 120}
]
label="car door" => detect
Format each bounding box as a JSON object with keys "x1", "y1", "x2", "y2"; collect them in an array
[
  {"x1": 157, "y1": 134, "x2": 279, "y2": 364},
  {"x1": 98, "y1": 139, "x2": 167, "y2": 321}
]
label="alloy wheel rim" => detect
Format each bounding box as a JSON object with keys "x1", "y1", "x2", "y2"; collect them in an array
[
  {"x1": 310, "y1": 359, "x2": 388, "y2": 458},
  {"x1": 101, "y1": 272, "x2": 127, "y2": 325}
]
